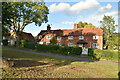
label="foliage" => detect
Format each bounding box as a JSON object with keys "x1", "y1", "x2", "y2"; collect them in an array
[
  {"x1": 24, "y1": 43, "x2": 36, "y2": 49},
  {"x1": 2, "y1": 39, "x2": 8, "y2": 45},
  {"x1": 36, "y1": 44, "x2": 82, "y2": 56},
  {"x1": 100, "y1": 15, "x2": 117, "y2": 50},
  {"x1": 108, "y1": 33, "x2": 119, "y2": 50},
  {"x1": 50, "y1": 37, "x2": 57, "y2": 45},
  {"x1": 88, "y1": 48, "x2": 94, "y2": 57},
  {"x1": 78, "y1": 21, "x2": 96, "y2": 28},
  {"x1": 20, "y1": 39, "x2": 28, "y2": 47},
  {"x1": 88, "y1": 49, "x2": 118, "y2": 61},
  {"x1": 2, "y1": 2, "x2": 49, "y2": 45},
  {"x1": 2, "y1": 26, "x2": 9, "y2": 37}
]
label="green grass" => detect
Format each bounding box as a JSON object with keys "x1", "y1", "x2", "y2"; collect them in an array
[{"x1": 2, "y1": 48, "x2": 118, "y2": 78}]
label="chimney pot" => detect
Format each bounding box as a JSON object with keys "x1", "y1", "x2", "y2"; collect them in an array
[{"x1": 47, "y1": 24, "x2": 51, "y2": 31}]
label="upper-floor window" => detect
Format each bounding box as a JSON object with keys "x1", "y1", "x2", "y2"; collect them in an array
[
  {"x1": 92, "y1": 43, "x2": 98, "y2": 48},
  {"x1": 38, "y1": 35, "x2": 42, "y2": 39},
  {"x1": 79, "y1": 36, "x2": 84, "y2": 40},
  {"x1": 46, "y1": 35, "x2": 52, "y2": 39},
  {"x1": 93, "y1": 36, "x2": 98, "y2": 40},
  {"x1": 57, "y1": 36, "x2": 62, "y2": 40},
  {"x1": 68, "y1": 36, "x2": 73, "y2": 40},
  {"x1": 68, "y1": 43, "x2": 73, "y2": 47}
]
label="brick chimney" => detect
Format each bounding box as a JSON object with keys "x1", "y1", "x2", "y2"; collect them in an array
[
  {"x1": 74, "y1": 23, "x2": 78, "y2": 29},
  {"x1": 47, "y1": 24, "x2": 51, "y2": 31}
]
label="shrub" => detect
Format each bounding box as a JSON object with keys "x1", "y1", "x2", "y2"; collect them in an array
[
  {"x1": 24, "y1": 43, "x2": 36, "y2": 49},
  {"x1": 2, "y1": 39, "x2": 8, "y2": 45},
  {"x1": 88, "y1": 48, "x2": 118, "y2": 61},
  {"x1": 36, "y1": 44, "x2": 58, "y2": 53},
  {"x1": 20, "y1": 39, "x2": 29, "y2": 47},
  {"x1": 36, "y1": 44, "x2": 82, "y2": 56},
  {"x1": 88, "y1": 48, "x2": 95, "y2": 57}
]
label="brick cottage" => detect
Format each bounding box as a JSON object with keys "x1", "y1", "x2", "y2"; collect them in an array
[{"x1": 37, "y1": 24, "x2": 103, "y2": 49}]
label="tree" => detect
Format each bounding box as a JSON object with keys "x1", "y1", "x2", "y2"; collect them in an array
[
  {"x1": 84, "y1": 23, "x2": 96, "y2": 28},
  {"x1": 100, "y1": 15, "x2": 117, "y2": 49},
  {"x1": 78, "y1": 21, "x2": 96, "y2": 28},
  {"x1": 2, "y1": 2, "x2": 49, "y2": 45},
  {"x1": 78, "y1": 21, "x2": 84, "y2": 28},
  {"x1": 2, "y1": 26, "x2": 9, "y2": 37},
  {"x1": 50, "y1": 37, "x2": 57, "y2": 45}
]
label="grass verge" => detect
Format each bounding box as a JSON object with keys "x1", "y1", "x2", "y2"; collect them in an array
[{"x1": 2, "y1": 48, "x2": 118, "y2": 78}]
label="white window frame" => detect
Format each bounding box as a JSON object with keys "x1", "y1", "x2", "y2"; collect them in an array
[
  {"x1": 92, "y1": 43, "x2": 98, "y2": 48},
  {"x1": 68, "y1": 36, "x2": 73, "y2": 40},
  {"x1": 93, "y1": 36, "x2": 98, "y2": 40},
  {"x1": 46, "y1": 35, "x2": 52, "y2": 39},
  {"x1": 38, "y1": 35, "x2": 42, "y2": 39},
  {"x1": 57, "y1": 43, "x2": 62, "y2": 46},
  {"x1": 78, "y1": 44, "x2": 83, "y2": 47},
  {"x1": 79, "y1": 36, "x2": 84, "y2": 40},
  {"x1": 46, "y1": 42, "x2": 50, "y2": 45},
  {"x1": 57, "y1": 36, "x2": 62, "y2": 40},
  {"x1": 68, "y1": 43, "x2": 73, "y2": 47},
  {"x1": 39, "y1": 42, "x2": 43, "y2": 44}
]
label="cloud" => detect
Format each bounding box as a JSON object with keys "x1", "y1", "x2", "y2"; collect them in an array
[
  {"x1": 61, "y1": 21, "x2": 75, "y2": 25},
  {"x1": 49, "y1": 0, "x2": 99, "y2": 15},
  {"x1": 49, "y1": 3, "x2": 70, "y2": 12},
  {"x1": 74, "y1": 11, "x2": 118, "y2": 27},
  {"x1": 96, "y1": 4, "x2": 112, "y2": 15},
  {"x1": 104, "y1": 11, "x2": 118, "y2": 16}
]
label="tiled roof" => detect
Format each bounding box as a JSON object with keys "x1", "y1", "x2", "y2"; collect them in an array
[
  {"x1": 38, "y1": 28, "x2": 103, "y2": 37},
  {"x1": 21, "y1": 32, "x2": 35, "y2": 42}
]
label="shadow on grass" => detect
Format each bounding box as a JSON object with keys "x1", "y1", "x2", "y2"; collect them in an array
[{"x1": 13, "y1": 60, "x2": 48, "y2": 67}]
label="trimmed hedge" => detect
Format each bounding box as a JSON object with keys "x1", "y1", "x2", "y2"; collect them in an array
[
  {"x1": 36, "y1": 44, "x2": 82, "y2": 56},
  {"x1": 2, "y1": 39, "x2": 8, "y2": 45},
  {"x1": 24, "y1": 43, "x2": 36, "y2": 49},
  {"x1": 88, "y1": 48, "x2": 118, "y2": 61}
]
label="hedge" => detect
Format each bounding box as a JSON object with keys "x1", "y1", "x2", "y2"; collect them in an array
[
  {"x1": 24, "y1": 43, "x2": 36, "y2": 49},
  {"x1": 88, "y1": 48, "x2": 118, "y2": 61},
  {"x1": 36, "y1": 44, "x2": 82, "y2": 56},
  {"x1": 2, "y1": 39, "x2": 8, "y2": 45}
]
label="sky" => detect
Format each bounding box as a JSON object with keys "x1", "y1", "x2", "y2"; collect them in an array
[{"x1": 24, "y1": 0, "x2": 119, "y2": 36}]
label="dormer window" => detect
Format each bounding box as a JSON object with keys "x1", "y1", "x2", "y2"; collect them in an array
[
  {"x1": 46, "y1": 35, "x2": 52, "y2": 39},
  {"x1": 79, "y1": 36, "x2": 84, "y2": 40},
  {"x1": 57, "y1": 36, "x2": 62, "y2": 40},
  {"x1": 68, "y1": 36, "x2": 73, "y2": 40},
  {"x1": 39, "y1": 35, "x2": 42, "y2": 39},
  {"x1": 93, "y1": 36, "x2": 98, "y2": 40}
]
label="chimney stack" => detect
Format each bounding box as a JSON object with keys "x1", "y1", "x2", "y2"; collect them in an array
[
  {"x1": 74, "y1": 23, "x2": 78, "y2": 29},
  {"x1": 47, "y1": 24, "x2": 51, "y2": 31}
]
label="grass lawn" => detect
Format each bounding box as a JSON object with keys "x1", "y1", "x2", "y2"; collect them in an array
[{"x1": 2, "y1": 48, "x2": 118, "y2": 78}]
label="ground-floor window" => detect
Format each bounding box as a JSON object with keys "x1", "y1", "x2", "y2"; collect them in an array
[
  {"x1": 78, "y1": 44, "x2": 83, "y2": 47},
  {"x1": 45, "y1": 42, "x2": 50, "y2": 45},
  {"x1": 92, "y1": 43, "x2": 98, "y2": 48},
  {"x1": 57, "y1": 43, "x2": 62, "y2": 46},
  {"x1": 68, "y1": 43, "x2": 73, "y2": 47},
  {"x1": 39, "y1": 42, "x2": 43, "y2": 44}
]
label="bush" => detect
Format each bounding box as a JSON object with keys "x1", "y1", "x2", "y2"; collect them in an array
[
  {"x1": 88, "y1": 48, "x2": 118, "y2": 61},
  {"x1": 2, "y1": 39, "x2": 8, "y2": 45},
  {"x1": 36, "y1": 44, "x2": 82, "y2": 56},
  {"x1": 24, "y1": 43, "x2": 36, "y2": 49},
  {"x1": 88, "y1": 48, "x2": 94, "y2": 56}
]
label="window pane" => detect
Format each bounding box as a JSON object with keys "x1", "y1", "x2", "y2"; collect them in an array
[{"x1": 68, "y1": 36, "x2": 73, "y2": 40}]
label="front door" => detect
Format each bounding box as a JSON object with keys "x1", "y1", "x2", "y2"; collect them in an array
[{"x1": 78, "y1": 44, "x2": 83, "y2": 47}]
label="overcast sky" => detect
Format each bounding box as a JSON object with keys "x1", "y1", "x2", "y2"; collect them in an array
[{"x1": 24, "y1": 0, "x2": 119, "y2": 36}]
